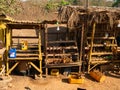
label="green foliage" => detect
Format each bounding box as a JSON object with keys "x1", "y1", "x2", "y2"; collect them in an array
[
  {"x1": 59, "y1": 0, "x2": 70, "y2": 6},
  {"x1": 112, "y1": 0, "x2": 120, "y2": 7},
  {"x1": 44, "y1": 0, "x2": 58, "y2": 12},
  {"x1": 44, "y1": 0, "x2": 78, "y2": 12},
  {"x1": 89, "y1": 0, "x2": 114, "y2": 7},
  {"x1": 29, "y1": 0, "x2": 85, "y2": 13},
  {"x1": 59, "y1": 0, "x2": 79, "y2": 6},
  {"x1": 29, "y1": 0, "x2": 115, "y2": 13},
  {"x1": 68, "y1": 0, "x2": 78, "y2": 5},
  {"x1": 0, "y1": 0, "x2": 21, "y2": 14},
  {"x1": 90, "y1": 0, "x2": 105, "y2": 6}
]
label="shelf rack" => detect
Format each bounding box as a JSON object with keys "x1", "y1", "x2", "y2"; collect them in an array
[{"x1": 86, "y1": 23, "x2": 118, "y2": 72}]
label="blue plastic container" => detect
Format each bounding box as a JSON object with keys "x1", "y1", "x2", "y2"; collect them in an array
[{"x1": 9, "y1": 48, "x2": 16, "y2": 58}]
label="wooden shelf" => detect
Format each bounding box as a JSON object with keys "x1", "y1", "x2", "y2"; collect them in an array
[
  {"x1": 88, "y1": 44, "x2": 117, "y2": 47},
  {"x1": 8, "y1": 57, "x2": 39, "y2": 60},
  {"x1": 12, "y1": 36, "x2": 38, "y2": 38},
  {"x1": 87, "y1": 37, "x2": 115, "y2": 39},
  {"x1": 90, "y1": 60, "x2": 120, "y2": 64},
  {"x1": 47, "y1": 46, "x2": 78, "y2": 50},
  {"x1": 91, "y1": 52, "x2": 112, "y2": 55},
  {"x1": 12, "y1": 45, "x2": 38, "y2": 49},
  {"x1": 48, "y1": 40, "x2": 75, "y2": 44},
  {"x1": 88, "y1": 32, "x2": 114, "y2": 34},
  {"x1": 46, "y1": 62, "x2": 81, "y2": 68},
  {"x1": 16, "y1": 49, "x2": 38, "y2": 52},
  {"x1": 47, "y1": 53, "x2": 78, "y2": 57},
  {"x1": 16, "y1": 53, "x2": 39, "y2": 57}
]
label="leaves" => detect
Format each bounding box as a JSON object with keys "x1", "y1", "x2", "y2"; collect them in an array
[
  {"x1": 112, "y1": 0, "x2": 120, "y2": 7},
  {"x1": 0, "y1": 0, "x2": 21, "y2": 14}
]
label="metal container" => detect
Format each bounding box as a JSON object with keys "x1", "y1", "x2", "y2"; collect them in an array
[
  {"x1": 68, "y1": 73, "x2": 84, "y2": 84},
  {"x1": 21, "y1": 40, "x2": 28, "y2": 50},
  {"x1": 51, "y1": 69, "x2": 59, "y2": 76},
  {"x1": 9, "y1": 48, "x2": 16, "y2": 58}
]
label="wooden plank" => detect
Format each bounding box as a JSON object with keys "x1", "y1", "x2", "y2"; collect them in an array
[
  {"x1": 88, "y1": 32, "x2": 114, "y2": 34},
  {"x1": 90, "y1": 60, "x2": 111, "y2": 64},
  {"x1": 8, "y1": 57, "x2": 39, "y2": 60},
  {"x1": 90, "y1": 60, "x2": 120, "y2": 64},
  {"x1": 46, "y1": 62, "x2": 81, "y2": 68},
  {"x1": 47, "y1": 53, "x2": 78, "y2": 56},
  {"x1": 87, "y1": 37, "x2": 115, "y2": 39},
  {"x1": 16, "y1": 53, "x2": 39, "y2": 57},
  {"x1": 12, "y1": 36, "x2": 38, "y2": 38},
  {"x1": 47, "y1": 46, "x2": 78, "y2": 50},
  {"x1": 29, "y1": 62, "x2": 42, "y2": 73},
  {"x1": 87, "y1": 44, "x2": 117, "y2": 47},
  {"x1": 88, "y1": 23, "x2": 96, "y2": 73},
  {"x1": 6, "y1": 62, "x2": 19, "y2": 75},
  {"x1": 12, "y1": 45, "x2": 38, "y2": 48},
  {"x1": 12, "y1": 43, "x2": 38, "y2": 45},
  {"x1": 48, "y1": 40, "x2": 75, "y2": 44},
  {"x1": 16, "y1": 49, "x2": 38, "y2": 52},
  {"x1": 91, "y1": 52, "x2": 112, "y2": 55}
]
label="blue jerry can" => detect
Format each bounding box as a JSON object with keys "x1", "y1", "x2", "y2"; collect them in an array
[{"x1": 9, "y1": 48, "x2": 16, "y2": 58}]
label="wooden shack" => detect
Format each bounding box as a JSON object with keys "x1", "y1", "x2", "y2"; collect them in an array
[
  {"x1": 0, "y1": 14, "x2": 44, "y2": 77},
  {"x1": 42, "y1": 20, "x2": 81, "y2": 75},
  {"x1": 58, "y1": 6, "x2": 120, "y2": 72}
]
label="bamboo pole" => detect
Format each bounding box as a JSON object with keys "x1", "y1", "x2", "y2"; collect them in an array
[{"x1": 88, "y1": 23, "x2": 96, "y2": 73}]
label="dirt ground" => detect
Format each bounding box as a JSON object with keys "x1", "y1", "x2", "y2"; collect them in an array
[{"x1": 0, "y1": 71, "x2": 119, "y2": 90}]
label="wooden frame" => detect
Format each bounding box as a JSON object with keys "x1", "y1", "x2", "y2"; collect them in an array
[
  {"x1": 44, "y1": 23, "x2": 82, "y2": 75},
  {"x1": 5, "y1": 22, "x2": 43, "y2": 77}
]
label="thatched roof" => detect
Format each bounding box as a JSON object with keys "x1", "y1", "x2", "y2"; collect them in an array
[{"x1": 58, "y1": 6, "x2": 120, "y2": 28}]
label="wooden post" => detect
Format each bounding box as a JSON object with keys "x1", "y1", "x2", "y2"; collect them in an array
[
  {"x1": 44, "y1": 24, "x2": 48, "y2": 76},
  {"x1": 88, "y1": 23, "x2": 96, "y2": 73},
  {"x1": 79, "y1": 24, "x2": 84, "y2": 73},
  {"x1": 6, "y1": 28, "x2": 11, "y2": 73},
  {"x1": 66, "y1": 23, "x2": 69, "y2": 40},
  {"x1": 85, "y1": 0, "x2": 89, "y2": 9},
  {"x1": 38, "y1": 27, "x2": 42, "y2": 78},
  {"x1": 10, "y1": 28, "x2": 12, "y2": 46}
]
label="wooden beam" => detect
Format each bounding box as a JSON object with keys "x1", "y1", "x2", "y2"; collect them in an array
[
  {"x1": 89, "y1": 63, "x2": 99, "y2": 71},
  {"x1": 8, "y1": 57, "x2": 39, "y2": 60},
  {"x1": 79, "y1": 24, "x2": 84, "y2": 72},
  {"x1": 29, "y1": 62, "x2": 42, "y2": 73},
  {"x1": 38, "y1": 28, "x2": 42, "y2": 77},
  {"x1": 6, "y1": 62, "x2": 19, "y2": 75},
  {"x1": 6, "y1": 28, "x2": 11, "y2": 73},
  {"x1": 88, "y1": 23, "x2": 96, "y2": 73}
]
